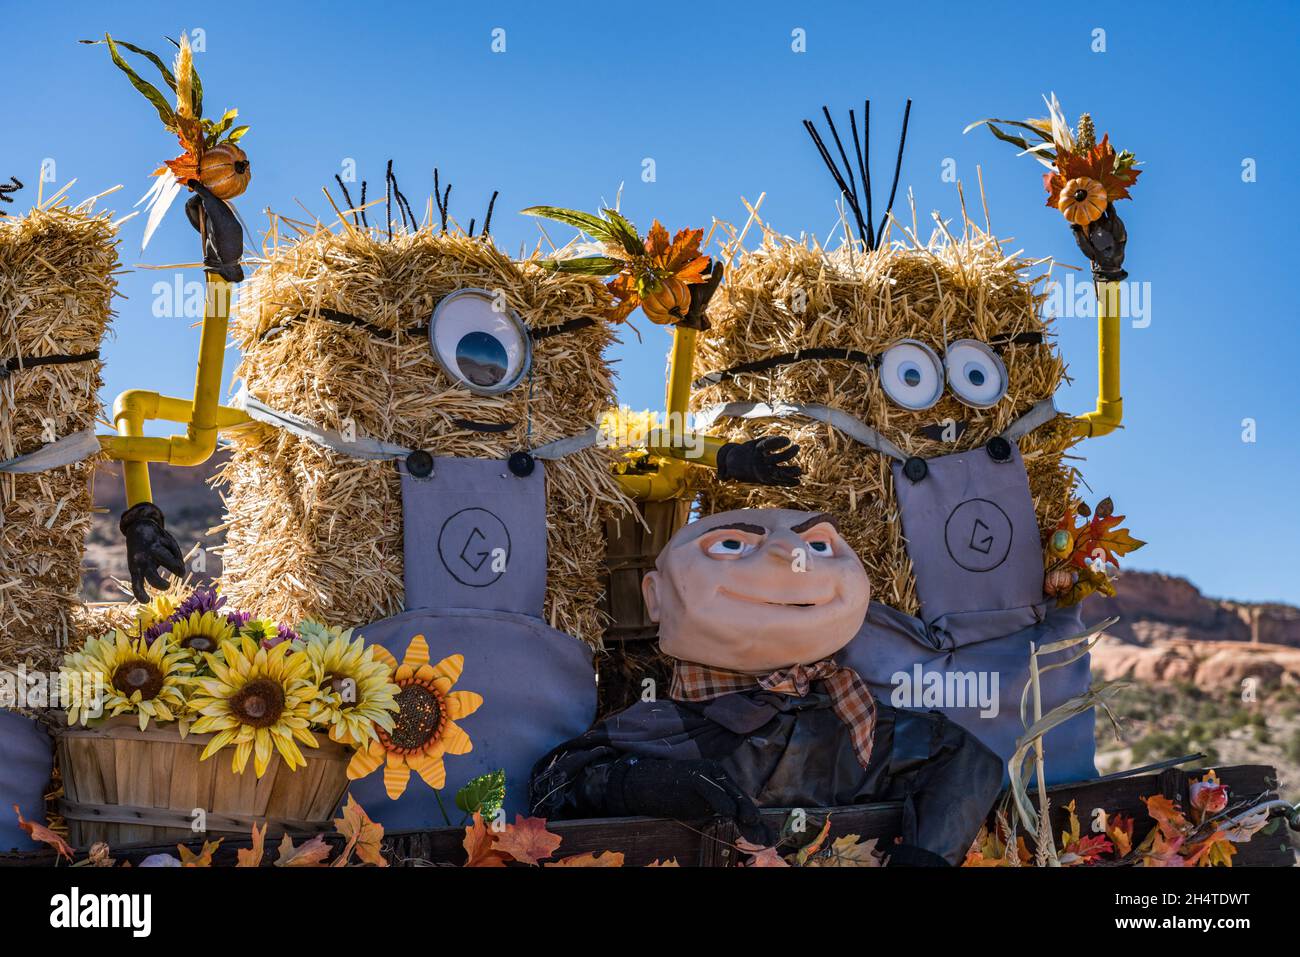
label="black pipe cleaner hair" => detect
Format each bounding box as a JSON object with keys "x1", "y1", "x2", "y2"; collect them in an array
[
  {"x1": 803, "y1": 99, "x2": 911, "y2": 249},
  {"x1": 332, "y1": 164, "x2": 497, "y2": 239},
  {"x1": 0, "y1": 176, "x2": 23, "y2": 216}
]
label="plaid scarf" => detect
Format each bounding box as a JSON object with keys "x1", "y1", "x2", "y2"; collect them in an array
[{"x1": 669, "y1": 658, "x2": 877, "y2": 769}]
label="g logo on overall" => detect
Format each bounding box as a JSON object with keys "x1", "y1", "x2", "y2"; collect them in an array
[
  {"x1": 944, "y1": 498, "x2": 1013, "y2": 573},
  {"x1": 438, "y1": 507, "x2": 511, "y2": 587}
]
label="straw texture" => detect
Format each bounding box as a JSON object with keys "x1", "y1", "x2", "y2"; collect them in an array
[
  {"x1": 693, "y1": 215, "x2": 1080, "y2": 614},
  {"x1": 219, "y1": 218, "x2": 633, "y2": 647},
  {"x1": 1, "y1": 200, "x2": 118, "y2": 663}
]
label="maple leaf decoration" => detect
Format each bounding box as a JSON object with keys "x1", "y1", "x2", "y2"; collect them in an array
[
  {"x1": 177, "y1": 838, "x2": 222, "y2": 867},
  {"x1": 493, "y1": 815, "x2": 564, "y2": 866},
  {"x1": 1045, "y1": 496, "x2": 1146, "y2": 606},
  {"x1": 333, "y1": 794, "x2": 388, "y2": 867},
  {"x1": 236, "y1": 822, "x2": 267, "y2": 867},
  {"x1": 274, "y1": 833, "x2": 332, "y2": 867},
  {"x1": 13, "y1": 804, "x2": 74, "y2": 862},
  {"x1": 1045, "y1": 135, "x2": 1142, "y2": 208},
  {"x1": 462, "y1": 811, "x2": 508, "y2": 867}
]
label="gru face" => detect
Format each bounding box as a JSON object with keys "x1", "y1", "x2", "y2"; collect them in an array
[{"x1": 643, "y1": 508, "x2": 872, "y2": 673}]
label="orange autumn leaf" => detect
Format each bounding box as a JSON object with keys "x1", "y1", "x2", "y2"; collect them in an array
[
  {"x1": 546, "y1": 851, "x2": 625, "y2": 867},
  {"x1": 177, "y1": 838, "x2": 222, "y2": 867},
  {"x1": 274, "y1": 833, "x2": 332, "y2": 867},
  {"x1": 1107, "y1": 814, "x2": 1135, "y2": 858},
  {"x1": 646, "y1": 858, "x2": 681, "y2": 867},
  {"x1": 236, "y1": 823, "x2": 266, "y2": 867},
  {"x1": 493, "y1": 815, "x2": 563, "y2": 866},
  {"x1": 1045, "y1": 135, "x2": 1142, "y2": 207},
  {"x1": 332, "y1": 794, "x2": 387, "y2": 868},
  {"x1": 736, "y1": 837, "x2": 790, "y2": 867},
  {"x1": 462, "y1": 811, "x2": 508, "y2": 867},
  {"x1": 13, "y1": 804, "x2": 74, "y2": 861},
  {"x1": 1143, "y1": 794, "x2": 1189, "y2": 841},
  {"x1": 645, "y1": 221, "x2": 709, "y2": 283},
  {"x1": 794, "y1": 815, "x2": 834, "y2": 865}
]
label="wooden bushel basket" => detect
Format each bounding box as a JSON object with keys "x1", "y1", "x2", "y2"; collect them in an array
[{"x1": 54, "y1": 715, "x2": 351, "y2": 847}]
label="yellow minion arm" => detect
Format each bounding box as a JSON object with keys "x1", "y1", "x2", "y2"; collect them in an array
[
  {"x1": 97, "y1": 275, "x2": 252, "y2": 505},
  {"x1": 614, "y1": 322, "x2": 726, "y2": 501},
  {"x1": 1072, "y1": 280, "x2": 1123, "y2": 438}
]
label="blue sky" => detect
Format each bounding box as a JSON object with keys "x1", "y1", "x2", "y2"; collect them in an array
[{"x1": 5, "y1": 1, "x2": 1298, "y2": 604}]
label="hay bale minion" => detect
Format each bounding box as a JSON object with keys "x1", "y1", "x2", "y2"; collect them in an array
[{"x1": 692, "y1": 98, "x2": 1144, "y2": 783}]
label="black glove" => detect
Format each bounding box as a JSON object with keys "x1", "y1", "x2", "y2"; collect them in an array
[
  {"x1": 1072, "y1": 204, "x2": 1127, "y2": 282},
  {"x1": 120, "y1": 502, "x2": 185, "y2": 603},
  {"x1": 676, "y1": 261, "x2": 724, "y2": 331},
  {"x1": 184, "y1": 180, "x2": 244, "y2": 282},
  {"x1": 611, "y1": 756, "x2": 773, "y2": 845},
  {"x1": 716, "y1": 435, "x2": 801, "y2": 487}
]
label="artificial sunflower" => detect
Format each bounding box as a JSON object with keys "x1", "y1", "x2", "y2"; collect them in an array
[
  {"x1": 128, "y1": 592, "x2": 181, "y2": 639},
  {"x1": 346, "y1": 634, "x2": 483, "y2": 799},
  {"x1": 61, "y1": 630, "x2": 192, "y2": 730},
  {"x1": 300, "y1": 626, "x2": 400, "y2": 748},
  {"x1": 189, "y1": 637, "x2": 319, "y2": 777},
  {"x1": 168, "y1": 610, "x2": 238, "y2": 657},
  {"x1": 521, "y1": 205, "x2": 712, "y2": 323}
]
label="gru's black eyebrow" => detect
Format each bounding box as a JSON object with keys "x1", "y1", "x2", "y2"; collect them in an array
[
  {"x1": 703, "y1": 522, "x2": 769, "y2": 536},
  {"x1": 791, "y1": 512, "x2": 838, "y2": 533}
]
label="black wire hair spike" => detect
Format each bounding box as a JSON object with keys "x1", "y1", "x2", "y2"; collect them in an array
[
  {"x1": 359, "y1": 180, "x2": 370, "y2": 228},
  {"x1": 804, "y1": 98, "x2": 913, "y2": 251},
  {"x1": 877, "y1": 99, "x2": 912, "y2": 242},
  {"x1": 0, "y1": 175, "x2": 22, "y2": 216},
  {"x1": 482, "y1": 190, "x2": 499, "y2": 237},
  {"x1": 333, "y1": 174, "x2": 360, "y2": 227}
]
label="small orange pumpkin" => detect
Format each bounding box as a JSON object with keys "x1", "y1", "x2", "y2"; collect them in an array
[
  {"x1": 640, "y1": 277, "x2": 691, "y2": 325},
  {"x1": 1044, "y1": 567, "x2": 1077, "y2": 598},
  {"x1": 198, "y1": 143, "x2": 251, "y2": 200},
  {"x1": 1057, "y1": 176, "x2": 1107, "y2": 226}
]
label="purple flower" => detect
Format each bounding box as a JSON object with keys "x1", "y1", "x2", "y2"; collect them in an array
[
  {"x1": 261, "y1": 623, "x2": 299, "y2": 651},
  {"x1": 173, "y1": 587, "x2": 226, "y2": 619}
]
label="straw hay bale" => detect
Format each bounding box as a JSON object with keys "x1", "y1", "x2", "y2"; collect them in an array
[
  {"x1": 693, "y1": 219, "x2": 1080, "y2": 614},
  {"x1": 0, "y1": 201, "x2": 118, "y2": 664},
  {"x1": 219, "y1": 221, "x2": 633, "y2": 647}
]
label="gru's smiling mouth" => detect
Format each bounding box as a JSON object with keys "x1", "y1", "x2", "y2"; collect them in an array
[{"x1": 718, "y1": 588, "x2": 833, "y2": 609}]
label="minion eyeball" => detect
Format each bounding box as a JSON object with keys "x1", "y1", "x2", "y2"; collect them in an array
[
  {"x1": 428, "y1": 287, "x2": 532, "y2": 394},
  {"x1": 944, "y1": 339, "x2": 1008, "y2": 409},
  {"x1": 879, "y1": 340, "x2": 944, "y2": 410}
]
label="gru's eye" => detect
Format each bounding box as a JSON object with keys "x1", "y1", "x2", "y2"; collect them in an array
[
  {"x1": 945, "y1": 339, "x2": 1008, "y2": 408},
  {"x1": 879, "y1": 340, "x2": 944, "y2": 411},
  {"x1": 707, "y1": 537, "x2": 756, "y2": 557},
  {"x1": 806, "y1": 539, "x2": 832, "y2": 555},
  {"x1": 429, "y1": 288, "x2": 531, "y2": 394}
]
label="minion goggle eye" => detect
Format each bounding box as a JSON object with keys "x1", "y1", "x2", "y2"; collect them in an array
[{"x1": 428, "y1": 288, "x2": 532, "y2": 395}]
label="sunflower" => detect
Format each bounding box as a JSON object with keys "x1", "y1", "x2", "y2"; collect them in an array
[
  {"x1": 129, "y1": 593, "x2": 181, "y2": 639},
  {"x1": 346, "y1": 635, "x2": 483, "y2": 799},
  {"x1": 61, "y1": 630, "x2": 192, "y2": 730},
  {"x1": 301, "y1": 627, "x2": 399, "y2": 747},
  {"x1": 168, "y1": 610, "x2": 238, "y2": 657},
  {"x1": 189, "y1": 637, "x2": 320, "y2": 777}
]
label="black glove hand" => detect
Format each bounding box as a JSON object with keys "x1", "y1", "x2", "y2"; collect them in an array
[
  {"x1": 677, "y1": 261, "x2": 724, "y2": 331},
  {"x1": 184, "y1": 180, "x2": 244, "y2": 282},
  {"x1": 120, "y1": 502, "x2": 185, "y2": 603},
  {"x1": 614, "y1": 756, "x2": 773, "y2": 845},
  {"x1": 716, "y1": 435, "x2": 801, "y2": 487},
  {"x1": 1072, "y1": 204, "x2": 1127, "y2": 282}
]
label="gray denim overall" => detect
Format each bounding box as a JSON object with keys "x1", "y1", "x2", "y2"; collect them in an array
[
  {"x1": 696, "y1": 398, "x2": 1098, "y2": 784},
  {"x1": 352, "y1": 457, "x2": 597, "y2": 827}
]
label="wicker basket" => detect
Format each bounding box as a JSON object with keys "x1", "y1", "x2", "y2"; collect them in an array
[{"x1": 55, "y1": 716, "x2": 351, "y2": 847}]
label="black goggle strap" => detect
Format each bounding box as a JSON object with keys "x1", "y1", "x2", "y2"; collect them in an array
[
  {"x1": 692, "y1": 332, "x2": 1044, "y2": 390},
  {"x1": 1, "y1": 349, "x2": 100, "y2": 379},
  {"x1": 257, "y1": 309, "x2": 596, "y2": 344}
]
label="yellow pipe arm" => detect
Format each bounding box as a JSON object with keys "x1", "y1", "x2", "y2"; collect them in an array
[
  {"x1": 98, "y1": 275, "x2": 250, "y2": 506},
  {"x1": 1072, "y1": 279, "x2": 1123, "y2": 438}
]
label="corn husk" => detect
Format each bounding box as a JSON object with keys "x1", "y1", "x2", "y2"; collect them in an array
[
  {"x1": 0, "y1": 198, "x2": 119, "y2": 664},
  {"x1": 219, "y1": 217, "x2": 633, "y2": 647},
  {"x1": 693, "y1": 211, "x2": 1081, "y2": 614}
]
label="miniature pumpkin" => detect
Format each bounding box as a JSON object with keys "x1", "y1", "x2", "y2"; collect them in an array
[
  {"x1": 1057, "y1": 176, "x2": 1107, "y2": 226},
  {"x1": 1044, "y1": 567, "x2": 1077, "y2": 598},
  {"x1": 641, "y1": 277, "x2": 691, "y2": 325},
  {"x1": 198, "y1": 143, "x2": 251, "y2": 200}
]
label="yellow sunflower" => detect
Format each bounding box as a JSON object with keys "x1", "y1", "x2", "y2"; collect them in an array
[
  {"x1": 128, "y1": 593, "x2": 181, "y2": 638},
  {"x1": 301, "y1": 627, "x2": 400, "y2": 747},
  {"x1": 168, "y1": 610, "x2": 238, "y2": 656},
  {"x1": 61, "y1": 630, "x2": 192, "y2": 730},
  {"x1": 189, "y1": 637, "x2": 320, "y2": 777},
  {"x1": 346, "y1": 635, "x2": 483, "y2": 799}
]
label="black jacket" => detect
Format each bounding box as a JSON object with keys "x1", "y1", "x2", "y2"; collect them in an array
[{"x1": 530, "y1": 688, "x2": 1003, "y2": 864}]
